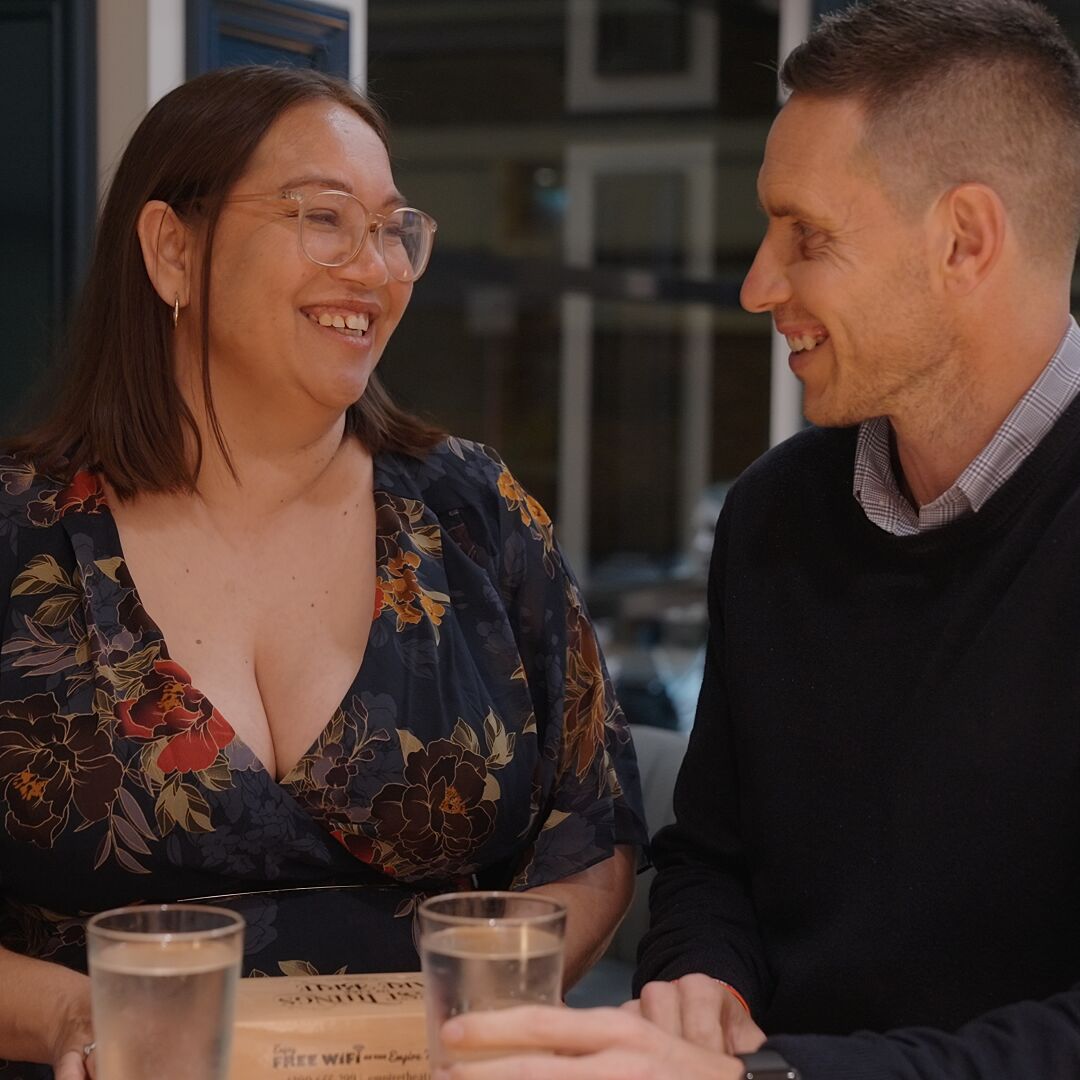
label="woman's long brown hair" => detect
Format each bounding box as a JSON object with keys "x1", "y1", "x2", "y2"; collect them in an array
[{"x1": 7, "y1": 65, "x2": 443, "y2": 498}]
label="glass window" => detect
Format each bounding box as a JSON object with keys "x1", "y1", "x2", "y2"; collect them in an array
[{"x1": 369, "y1": 0, "x2": 779, "y2": 733}]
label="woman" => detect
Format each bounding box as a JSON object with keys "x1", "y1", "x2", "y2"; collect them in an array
[{"x1": 0, "y1": 66, "x2": 646, "y2": 1079}]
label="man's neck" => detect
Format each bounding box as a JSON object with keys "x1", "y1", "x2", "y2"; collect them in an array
[
  {"x1": 891, "y1": 314, "x2": 1070, "y2": 508},
  {"x1": 893, "y1": 426, "x2": 981, "y2": 509}
]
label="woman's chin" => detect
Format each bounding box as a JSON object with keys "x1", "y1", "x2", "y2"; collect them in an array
[{"x1": 313, "y1": 368, "x2": 375, "y2": 415}]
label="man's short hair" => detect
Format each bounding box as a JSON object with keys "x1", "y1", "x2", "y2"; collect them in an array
[{"x1": 781, "y1": 0, "x2": 1080, "y2": 269}]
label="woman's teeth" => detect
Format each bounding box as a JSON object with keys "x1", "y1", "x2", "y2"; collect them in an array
[
  {"x1": 309, "y1": 311, "x2": 370, "y2": 335},
  {"x1": 786, "y1": 333, "x2": 826, "y2": 353}
]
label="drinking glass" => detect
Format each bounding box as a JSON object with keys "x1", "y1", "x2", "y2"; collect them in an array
[
  {"x1": 86, "y1": 904, "x2": 245, "y2": 1080},
  {"x1": 417, "y1": 891, "x2": 566, "y2": 1068}
]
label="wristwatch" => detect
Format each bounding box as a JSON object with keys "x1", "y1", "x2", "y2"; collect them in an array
[{"x1": 736, "y1": 1049, "x2": 802, "y2": 1079}]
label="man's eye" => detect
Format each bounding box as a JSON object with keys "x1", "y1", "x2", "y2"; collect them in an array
[{"x1": 794, "y1": 222, "x2": 826, "y2": 250}]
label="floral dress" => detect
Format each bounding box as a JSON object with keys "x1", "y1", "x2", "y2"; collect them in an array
[{"x1": 0, "y1": 437, "x2": 646, "y2": 1080}]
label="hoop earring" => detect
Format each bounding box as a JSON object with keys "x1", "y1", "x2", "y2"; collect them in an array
[{"x1": 172, "y1": 295, "x2": 180, "y2": 329}]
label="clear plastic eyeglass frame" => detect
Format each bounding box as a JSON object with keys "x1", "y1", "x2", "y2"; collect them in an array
[{"x1": 228, "y1": 189, "x2": 438, "y2": 282}]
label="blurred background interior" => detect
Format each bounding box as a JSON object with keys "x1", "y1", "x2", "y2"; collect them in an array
[{"x1": 3, "y1": 0, "x2": 1079, "y2": 1001}]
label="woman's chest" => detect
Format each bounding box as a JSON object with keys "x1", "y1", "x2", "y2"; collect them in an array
[
  {"x1": 1, "y1": 472, "x2": 545, "y2": 894},
  {"x1": 114, "y1": 508, "x2": 377, "y2": 780}
]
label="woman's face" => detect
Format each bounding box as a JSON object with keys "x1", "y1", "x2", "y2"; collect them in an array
[{"x1": 196, "y1": 100, "x2": 414, "y2": 419}]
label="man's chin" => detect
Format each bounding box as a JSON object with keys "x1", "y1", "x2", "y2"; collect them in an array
[{"x1": 802, "y1": 395, "x2": 871, "y2": 429}]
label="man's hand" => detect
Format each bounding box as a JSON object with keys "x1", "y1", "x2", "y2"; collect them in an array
[
  {"x1": 628, "y1": 973, "x2": 767, "y2": 1055},
  {"x1": 432, "y1": 1004, "x2": 746, "y2": 1080}
]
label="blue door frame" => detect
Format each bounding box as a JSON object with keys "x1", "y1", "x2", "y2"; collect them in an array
[{"x1": 186, "y1": 0, "x2": 351, "y2": 77}]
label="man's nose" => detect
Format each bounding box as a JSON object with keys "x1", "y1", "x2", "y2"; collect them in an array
[{"x1": 740, "y1": 238, "x2": 790, "y2": 314}]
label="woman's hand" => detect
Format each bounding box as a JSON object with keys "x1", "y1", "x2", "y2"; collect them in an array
[
  {"x1": 53, "y1": 1046, "x2": 95, "y2": 1080},
  {"x1": 432, "y1": 1004, "x2": 746, "y2": 1080},
  {"x1": 628, "y1": 973, "x2": 767, "y2": 1055},
  {"x1": 49, "y1": 1000, "x2": 95, "y2": 1080},
  {"x1": 0, "y1": 945, "x2": 93, "y2": 1076}
]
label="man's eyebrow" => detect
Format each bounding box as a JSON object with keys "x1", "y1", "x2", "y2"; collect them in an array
[
  {"x1": 756, "y1": 194, "x2": 799, "y2": 219},
  {"x1": 756, "y1": 194, "x2": 835, "y2": 228},
  {"x1": 280, "y1": 175, "x2": 409, "y2": 209}
]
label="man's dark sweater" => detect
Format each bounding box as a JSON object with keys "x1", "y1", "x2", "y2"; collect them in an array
[{"x1": 636, "y1": 401, "x2": 1080, "y2": 1078}]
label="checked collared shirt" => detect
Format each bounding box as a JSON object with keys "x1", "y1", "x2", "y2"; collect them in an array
[{"x1": 853, "y1": 317, "x2": 1080, "y2": 536}]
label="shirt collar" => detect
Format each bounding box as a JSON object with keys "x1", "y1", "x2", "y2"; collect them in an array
[{"x1": 854, "y1": 317, "x2": 1080, "y2": 536}]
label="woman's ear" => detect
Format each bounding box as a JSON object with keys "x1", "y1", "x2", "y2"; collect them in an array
[{"x1": 136, "y1": 200, "x2": 194, "y2": 311}]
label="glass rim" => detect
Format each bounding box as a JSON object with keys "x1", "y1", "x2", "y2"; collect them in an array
[
  {"x1": 417, "y1": 890, "x2": 566, "y2": 928},
  {"x1": 86, "y1": 903, "x2": 245, "y2": 944},
  {"x1": 294, "y1": 189, "x2": 437, "y2": 226},
  {"x1": 226, "y1": 189, "x2": 437, "y2": 280},
  {"x1": 298, "y1": 204, "x2": 435, "y2": 278}
]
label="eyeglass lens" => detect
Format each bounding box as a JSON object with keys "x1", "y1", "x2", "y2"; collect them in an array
[{"x1": 300, "y1": 192, "x2": 433, "y2": 280}]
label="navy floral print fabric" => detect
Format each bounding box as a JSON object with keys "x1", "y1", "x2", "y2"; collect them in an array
[{"x1": 0, "y1": 438, "x2": 646, "y2": 1079}]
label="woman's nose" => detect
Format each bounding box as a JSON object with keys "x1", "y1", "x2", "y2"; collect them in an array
[{"x1": 334, "y1": 233, "x2": 390, "y2": 287}]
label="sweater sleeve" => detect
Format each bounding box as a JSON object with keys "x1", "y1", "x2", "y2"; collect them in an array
[
  {"x1": 633, "y1": 499, "x2": 774, "y2": 1012},
  {"x1": 766, "y1": 984, "x2": 1080, "y2": 1079}
]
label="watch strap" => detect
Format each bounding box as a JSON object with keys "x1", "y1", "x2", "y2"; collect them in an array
[{"x1": 736, "y1": 1048, "x2": 801, "y2": 1079}]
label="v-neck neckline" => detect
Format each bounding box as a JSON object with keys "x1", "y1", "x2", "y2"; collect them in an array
[{"x1": 81, "y1": 470, "x2": 393, "y2": 786}]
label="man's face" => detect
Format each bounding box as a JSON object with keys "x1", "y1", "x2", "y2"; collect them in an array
[{"x1": 741, "y1": 94, "x2": 953, "y2": 427}]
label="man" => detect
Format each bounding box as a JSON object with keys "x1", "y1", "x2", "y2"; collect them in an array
[{"x1": 433, "y1": 1, "x2": 1080, "y2": 1078}]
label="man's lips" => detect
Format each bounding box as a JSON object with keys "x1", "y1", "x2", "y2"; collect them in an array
[{"x1": 777, "y1": 324, "x2": 830, "y2": 354}]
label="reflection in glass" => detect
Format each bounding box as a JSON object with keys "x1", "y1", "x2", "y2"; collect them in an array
[{"x1": 368, "y1": 0, "x2": 777, "y2": 750}]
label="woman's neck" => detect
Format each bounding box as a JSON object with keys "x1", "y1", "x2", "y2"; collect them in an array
[
  {"x1": 194, "y1": 419, "x2": 351, "y2": 517},
  {"x1": 177, "y1": 361, "x2": 359, "y2": 520}
]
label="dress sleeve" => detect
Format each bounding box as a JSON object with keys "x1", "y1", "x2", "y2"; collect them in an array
[
  {"x1": 0, "y1": 506, "x2": 22, "y2": 901},
  {"x1": 0, "y1": 502, "x2": 21, "y2": 639},
  {"x1": 634, "y1": 497, "x2": 775, "y2": 1009},
  {"x1": 476, "y1": 448, "x2": 648, "y2": 888}
]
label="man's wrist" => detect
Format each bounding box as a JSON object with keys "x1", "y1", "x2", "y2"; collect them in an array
[{"x1": 717, "y1": 979, "x2": 752, "y2": 1016}]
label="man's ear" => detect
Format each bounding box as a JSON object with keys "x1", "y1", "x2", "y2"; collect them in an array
[
  {"x1": 136, "y1": 200, "x2": 194, "y2": 311},
  {"x1": 936, "y1": 183, "x2": 1006, "y2": 297}
]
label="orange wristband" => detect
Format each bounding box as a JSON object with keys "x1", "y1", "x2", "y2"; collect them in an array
[{"x1": 717, "y1": 979, "x2": 752, "y2": 1016}]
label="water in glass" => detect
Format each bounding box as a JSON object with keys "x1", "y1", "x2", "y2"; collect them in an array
[
  {"x1": 423, "y1": 923, "x2": 563, "y2": 1065},
  {"x1": 91, "y1": 936, "x2": 239, "y2": 1079}
]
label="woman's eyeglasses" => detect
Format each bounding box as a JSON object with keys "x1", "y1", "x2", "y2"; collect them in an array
[{"x1": 228, "y1": 189, "x2": 438, "y2": 282}]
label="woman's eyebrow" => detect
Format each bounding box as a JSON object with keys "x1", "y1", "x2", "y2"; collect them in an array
[
  {"x1": 280, "y1": 174, "x2": 353, "y2": 192},
  {"x1": 279, "y1": 175, "x2": 410, "y2": 209}
]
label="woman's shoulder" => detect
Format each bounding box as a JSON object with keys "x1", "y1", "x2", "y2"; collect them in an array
[
  {"x1": 0, "y1": 452, "x2": 104, "y2": 530},
  {"x1": 383, "y1": 436, "x2": 516, "y2": 505}
]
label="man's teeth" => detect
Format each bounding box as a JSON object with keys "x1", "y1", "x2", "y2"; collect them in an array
[
  {"x1": 312, "y1": 312, "x2": 370, "y2": 333},
  {"x1": 786, "y1": 333, "x2": 825, "y2": 353}
]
